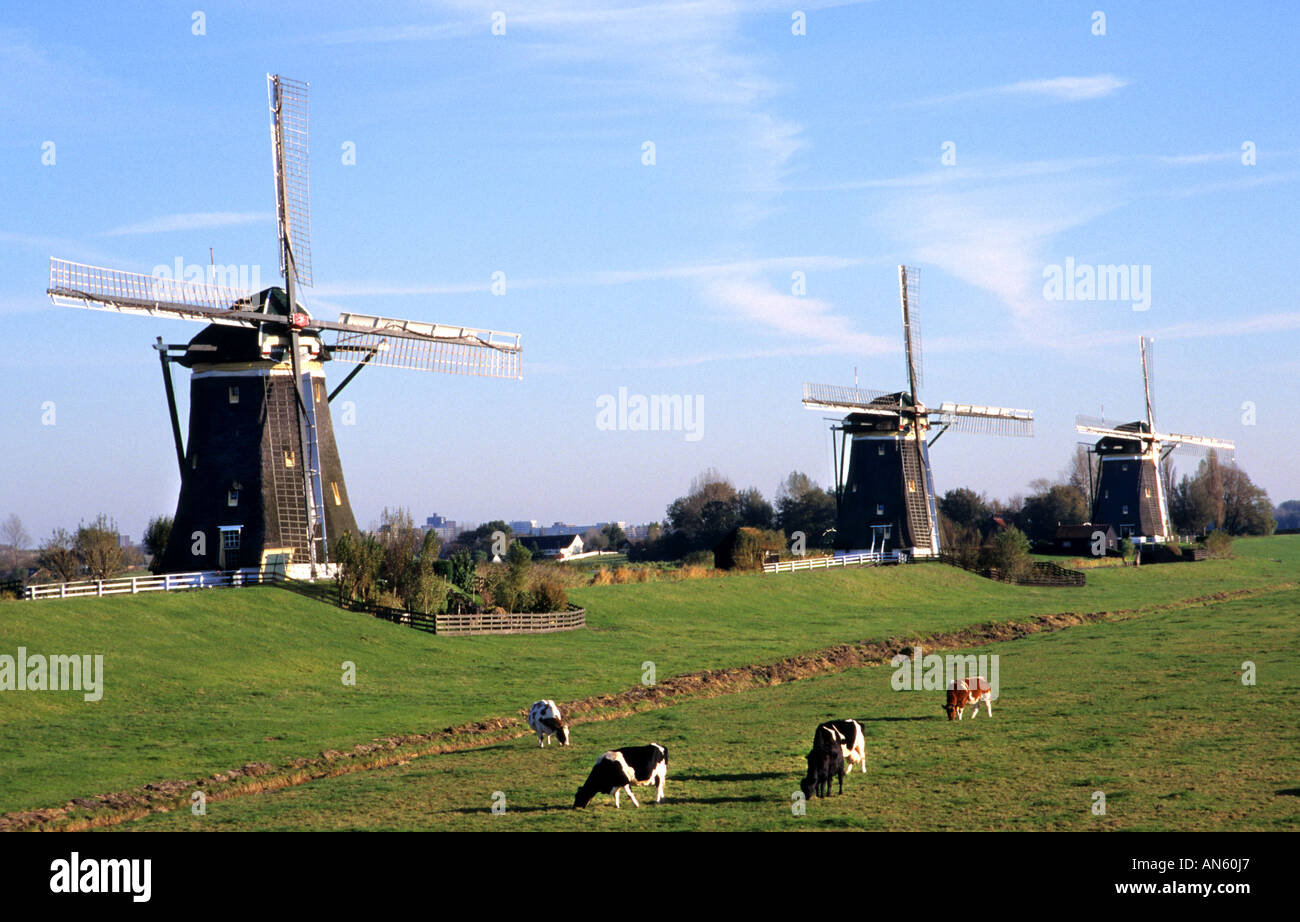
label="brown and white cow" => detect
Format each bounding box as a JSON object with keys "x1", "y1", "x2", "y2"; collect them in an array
[{"x1": 944, "y1": 676, "x2": 993, "y2": 721}]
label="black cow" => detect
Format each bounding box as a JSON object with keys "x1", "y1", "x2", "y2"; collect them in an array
[
  {"x1": 573, "y1": 744, "x2": 668, "y2": 809},
  {"x1": 800, "y1": 724, "x2": 846, "y2": 799}
]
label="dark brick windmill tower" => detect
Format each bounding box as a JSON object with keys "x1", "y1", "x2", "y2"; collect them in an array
[
  {"x1": 1075, "y1": 337, "x2": 1233, "y2": 541},
  {"x1": 802, "y1": 266, "x2": 1033, "y2": 558},
  {"x1": 47, "y1": 75, "x2": 521, "y2": 578}
]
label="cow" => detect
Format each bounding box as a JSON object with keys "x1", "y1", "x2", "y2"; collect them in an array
[
  {"x1": 527, "y1": 699, "x2": 570, "y2": 748},
  {"x1": 800, "y1": 724, "x2": 846, "y2": 799},
  {"x1": 944, "y1": 676, "x2": 993, "y2": 721},
  {"x1": 816, "y1": 719, "x2": 866, "y2": 774},
  {"x1": 573, "y1": 744, "x2": 668, "y2": 809}
]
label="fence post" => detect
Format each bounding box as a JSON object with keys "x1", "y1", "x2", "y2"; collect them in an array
[
  {"x1": 97, "y1": 580, "x2": 103, "y2": 597},
  {"x1": 132, "y1": 577, "x2": 138, "y2": 594}
]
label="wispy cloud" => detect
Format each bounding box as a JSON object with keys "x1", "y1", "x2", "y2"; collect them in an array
[
  {"x1": 101, "y1": 212, "x2": 273, "y2": 237},
  {"x1": 913, "y1": 74, "x2": 1129, "y2": 107},
  {"x1": 700, "y1": 276, "x2": 893, "y2": 356}
]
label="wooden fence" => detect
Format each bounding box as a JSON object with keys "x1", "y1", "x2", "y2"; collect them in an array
[
  {"x1": 939, "y1": 552, "x2": 1086, "y2": 587},
  {"x1": 23, "y1": 568, "x2": 285, "y2": 600},
  {"x1": 350, "y1": 600, "x2": 587, "y2": 636}
]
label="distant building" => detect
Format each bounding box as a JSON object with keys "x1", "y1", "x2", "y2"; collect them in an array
[
  {"x1": 510, "y1": 520, "x2": 540, "y2": 535},
  {"x1": 423, "y1": 513, "x2": 460, "y2": 543},
  {"x1": 520, "y1": 533, "x2": 584, "y2": 560},
  {"x1": 1053, "y1": 524, "x2": 1117, "y2": 555}
]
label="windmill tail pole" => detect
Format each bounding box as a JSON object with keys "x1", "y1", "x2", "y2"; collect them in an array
[{"x1": 155, "y1": 337, "x2": 186, "y2": 476}]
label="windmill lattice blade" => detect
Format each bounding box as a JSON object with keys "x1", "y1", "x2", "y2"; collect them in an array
[
  {"x1": 899, "y1": 265, "x2": 922, "y2": 394},
  {"x1": 268, "y1": 74, "x2": 312, "y2": 288},
  {"x1": 328, "y1": 312, "x2": 521, "y2": 379},
  {"x1": 1155, "y1": 432, "x2": 1236, "y2": 454},
  {"x1": 801, "y1": 382, "x2": 903, "y2": 416},
  {"x1": 47, "y1": 257, "x2": 258, "y2": 327},
  {"x1": 933, "y1": 402, "x2": 1034, "y2": 437}
]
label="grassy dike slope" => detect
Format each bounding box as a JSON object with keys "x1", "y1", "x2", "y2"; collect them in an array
[
  {"x1": 122, "y1": 585, "x2": 1300, "y2": 831},
  {"x1": 0, "y1": 536, "x2": 1294, "y2": 815}
]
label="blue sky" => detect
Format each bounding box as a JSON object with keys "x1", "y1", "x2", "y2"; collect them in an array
[{"x1": 1, "y1": 1, "x2": 1296, "y2": 542}]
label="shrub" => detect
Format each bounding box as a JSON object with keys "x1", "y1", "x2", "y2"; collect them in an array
[
  {"x1": 531, "y1": 575, "x2": 568, "y2": 612},
  {"x1": 1203, "y1": 531, "x2": 1234, "y2": 558}
]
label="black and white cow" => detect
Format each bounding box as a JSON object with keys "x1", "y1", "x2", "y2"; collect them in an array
[
  {"x1": 815, "y1": 719, "x2": 866, "y2": 774},
  {"x1": 573, "y1": 744, "x2": 668, "y2": 809},
  {"x1": 800, "y1": 724, "x2": 845, "y2": 799},
  {"x1": 527, "y1": 700, "x2": 570, "y2": 748}
]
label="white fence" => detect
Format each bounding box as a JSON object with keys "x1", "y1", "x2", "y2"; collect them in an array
[
  {"x1": 762, "y1": 550, "x2": 901, "y2": 574},
  {"x1": 21, "y1": 566, "x2": 319, "y2": 600}
]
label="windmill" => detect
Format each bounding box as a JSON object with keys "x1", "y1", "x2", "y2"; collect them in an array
[
  {"x1": 802, "y1": 266, "x2": 1033, "y2": 558},
  {"x1": 1075, "y1": 337, "x2": 1233, "y2": 541},
  {"x1": 46, "y1": 74, "x2": 521, "y2": 578}
]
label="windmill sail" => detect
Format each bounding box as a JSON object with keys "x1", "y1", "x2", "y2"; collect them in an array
[
  {"x1": 48, "y1": 258, "x2": 257, "y2": 325},
  {"x1": 268, "y1": 74, "x2": 313, "y2": 288}
]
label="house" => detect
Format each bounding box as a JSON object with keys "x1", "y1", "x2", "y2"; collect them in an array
[
  {"x1": 1052, "y1": 523, "x2": 1117, "y2": 556},
  {"x1": 521, "y1": 533, "x2": 584, "y2": 560}
]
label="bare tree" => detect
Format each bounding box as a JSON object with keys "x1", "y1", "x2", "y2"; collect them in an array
[
  {"x1": 75, "y1": 514, "x2": 125, "y2": 580},
  {"x1": 38, "y1": 529, "x2": 80, "y2": 582},
  {"x1": 2, "y1": 514, "x2": 30, "y2": 576}
]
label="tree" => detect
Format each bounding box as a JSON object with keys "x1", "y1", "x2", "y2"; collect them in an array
[
  {"x1": 38, "y1": 528, "x2": 79, "y2": 582},
  {"x1": 735, "y1": 488, "x2": 775, "y2": 530},
  {"x1": 602, "y1": 522, "x2": 627, "y2": 549},
  {"x1": 2, "y1": 514, "x2": 29, "y2": 577},
  {"x1": 938, "y1": 488, "x2": 989, "y2": 531},
  {"x1": 775, "y1": 471, "x2": 836, "y2": 548},
  {"x1": 142, "y1": 515, "x2": 173, "y2": 574},
  {"x1": 75, "y1": 514, "x2": 125, "y2": 580},
  {"x1": 455, "y1": 520, "x2": 513, "y2": 556},
  {"x1": 1019, "y1": 484, "x2": 1088, "y2": 542},
  {"x1": 1171, "y1": 452, "x2": 1274, "y2": 536},
  {"x1": 667, "y1": 470, "x2": 738, "y2": 547},
  {"x1": 988, "y1": 525, "x2": 1032, "y2": 579}
]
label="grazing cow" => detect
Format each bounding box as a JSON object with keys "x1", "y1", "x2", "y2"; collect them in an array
[
  {"x1": 944, "y1": 676, "x2": 993, "y2": 721},
  {"x1": 800, "y1": 724, "x2": 846, "y2": 799},
  {"x1": 573, "y1": 744, "x2": 668, "y2": 809},
  {"x1": 527, "y1": 700, "x2": 570, "y2": 748},
  {"x1": 816, "y1": 719, "x2": 866, "y2": 774}
]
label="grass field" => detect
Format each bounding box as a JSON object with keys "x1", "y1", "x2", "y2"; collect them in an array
[
  {"x1": 118, "y1": 585, "x2": 1300, "y2": 831},
  {"x1": 1, "y1": 535, "x2": 1296, "y2": 827}
]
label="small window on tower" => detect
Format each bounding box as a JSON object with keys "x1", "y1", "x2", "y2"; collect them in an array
[
  {"x1": 284, "y1": 450, "x2": 295, "y2": 468},
  {"x1": 314, "y1": 380, "x2": 324, "y2": 403},
  {"x1": 222, "y1": 530, "x2": 241, "y2": 551},
  {"x1": 228, "y1": 386, "x2": 239, "y2": 405},
  {"x1": 1122, "y1": 505, "x2": 1129, "y2": 515},
  {"x1": 877, "y1": 445, "x2": 885, "y2": 456},
  {"x1": 191, "y1": 453, "x2": 198, "y2": 470},
  {"x1": 1122, "y1": 463, "x2": 1128, "y2": 471},
  {"x1": 1104, "y1": 490, "x2": 1109, "y2": 499},
  {"x1": 331, "y1": 482, "x2": 341, "y2": 506},
  {"x1": 228, "y1": 490, "x2": 239, "y2": 507},
  {"x1": 876, "y1": 504, "x2": 885, "y2": 516}
]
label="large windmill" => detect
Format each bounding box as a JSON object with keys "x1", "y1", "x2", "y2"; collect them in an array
[
  {"x1": 46, "y1": 74, "x2": 521, "y2": 578},
  {"x1": 1075, "y1": 337, "x2": 1233, "y2": 541},
  {"x1": 802, "y1": 266, "x2": 1033, "y2": 558}
]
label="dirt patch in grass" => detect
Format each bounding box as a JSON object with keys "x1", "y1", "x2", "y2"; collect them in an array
[{"x1": 5, "y1": 583, "x2": 1290, "y2": 832}]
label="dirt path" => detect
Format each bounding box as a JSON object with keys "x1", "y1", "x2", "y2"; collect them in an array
[{"x1": 4, "y1": 582, "x2": 1291, "y2": 832}]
